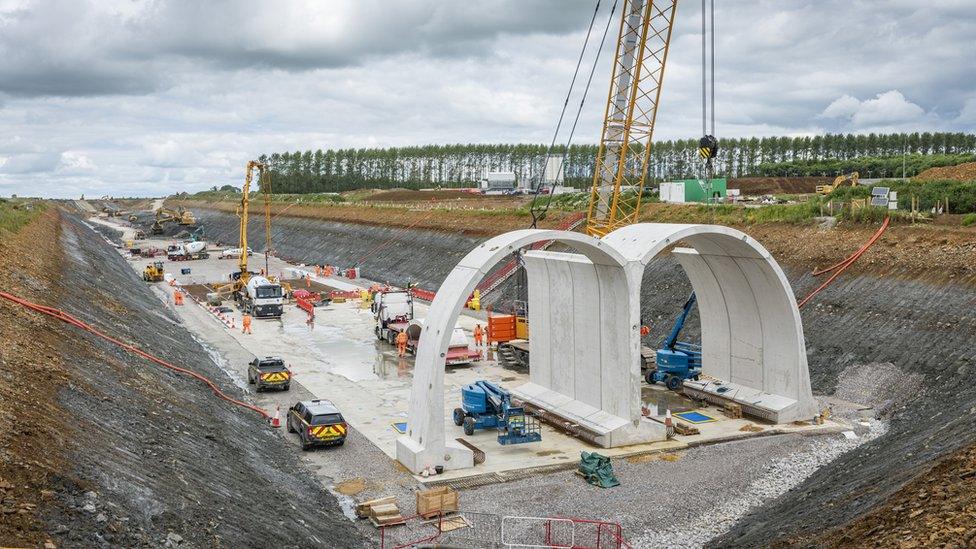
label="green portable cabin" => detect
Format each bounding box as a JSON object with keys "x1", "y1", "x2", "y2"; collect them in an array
[{"x1": 659, "y1": 178, "x2": 727, "y2": 203}]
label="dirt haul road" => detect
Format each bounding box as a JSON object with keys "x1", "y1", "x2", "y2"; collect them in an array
[
  {"x1": 0, "y1": 209, "x2": 364, "y2": 548},
  {"x1": 175, "y1": 203, "x2": 976, "y2": 545}
]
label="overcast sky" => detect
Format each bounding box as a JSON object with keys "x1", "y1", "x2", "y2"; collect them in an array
[{"x1": 1, "y1": 0, "x2": 973, "y2": 198}]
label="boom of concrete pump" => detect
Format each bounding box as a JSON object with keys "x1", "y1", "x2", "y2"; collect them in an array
[
  {"x1": 234, "y1": 161, "x2": 259, "y2": 286},
  {"x1": 214, "y1": 161, "x2": 284, "y2": 316},
  {"x1": 585, "y1": 0, "x2": 678, "y2": 237}
]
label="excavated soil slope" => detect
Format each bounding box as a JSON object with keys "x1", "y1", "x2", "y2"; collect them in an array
[
  {"x1": 193, "y1": 208, "x2": 484, "y2": 292},
  {"x1": 915, "y1": 161, "x2": 976, "y2": 181},
  {"x1": 0, "y1": 210, "x2": 363, "y2": 548},
  {"x1": 180, "y1": 205, "x2": 976, "y2": 545},
  {"x1": 729, "y1": 177, "x2": 832, "y2": 195},
  {"x1": 176, "y1": 197, "x2": 574, "y2": 237}
]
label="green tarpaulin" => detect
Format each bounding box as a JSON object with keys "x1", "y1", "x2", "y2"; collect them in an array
[{"x1": 578, "y1": 451, "x2": 619, "y2": 488}]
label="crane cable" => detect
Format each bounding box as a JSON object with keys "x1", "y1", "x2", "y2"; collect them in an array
[
  {"x1": 699, "y1": 0, "x2": 719, "y2": 200},
  {"x1": 0, "y1": 289, "x2": 273, "y2": 421},
  {"x1": 530, "y1": 0, "x2": 618, "y2": 227}
]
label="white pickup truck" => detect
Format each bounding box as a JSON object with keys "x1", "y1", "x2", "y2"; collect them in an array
[{"x1": 219, "y1": 247, "x2": 254, "y2": 259}]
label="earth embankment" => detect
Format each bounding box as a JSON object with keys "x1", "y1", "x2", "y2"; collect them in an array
[{"x1": 0, "y1": 209, "x2": 364, "y2": 548}]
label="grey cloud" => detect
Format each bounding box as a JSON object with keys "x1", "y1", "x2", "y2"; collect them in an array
[
  {"x1": 0, "y1": 152, "x2": 61, "y2": 174},
  {"x1": 0, "y1": 0, "x2": 597, "y2": 97},
  {"x1": 0, "y1": 0, "x2": 973, "y2": 198}
]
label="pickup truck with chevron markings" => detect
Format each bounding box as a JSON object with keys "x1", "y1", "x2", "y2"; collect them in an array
[
  {"x1": 287, "y1": 399, "x2": 348, "y2": 451},
  {"x1": 247, "y1": 356, "x2": 291, "y2": 392}
]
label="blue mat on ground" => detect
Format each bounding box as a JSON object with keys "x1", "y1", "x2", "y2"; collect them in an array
[
  {"x1": 675, "y1": 411, "x2": 717, "y2": 424},
  {"x1": 391, "y1": 422, "x2": 408, "y2": 434}
]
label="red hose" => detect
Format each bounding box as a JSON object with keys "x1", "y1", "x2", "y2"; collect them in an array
[
  {"x1": 797, "y1": 216, "x2": 890, "y2": 309},
  {"x1": 0, "y1": 290, "x2": 271, "y2": 420}
]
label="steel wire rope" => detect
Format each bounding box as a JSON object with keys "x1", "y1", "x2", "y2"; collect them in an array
[{"x1": 530, "y1": 0, "x2": 618, "y2": 225}]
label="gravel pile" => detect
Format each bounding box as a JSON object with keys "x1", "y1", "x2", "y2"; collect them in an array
[{"x1": 634, "y1": 420, "x2": 887, "y2": 548}]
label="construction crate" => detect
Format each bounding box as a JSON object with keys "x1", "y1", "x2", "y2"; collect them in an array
[{"x1": 416, "y1": 486, "x2": 459, "y2": 519}]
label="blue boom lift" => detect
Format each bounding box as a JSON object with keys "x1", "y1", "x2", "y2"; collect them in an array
[
  {"x1": 647, "y1": 292, "x2": 702, "y2": 391},
  {"x1": 453, "y1": 381, "x2": 542, "y2": 445}
]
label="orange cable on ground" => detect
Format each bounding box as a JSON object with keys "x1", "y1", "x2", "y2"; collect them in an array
[
  {"x1": 0, "y1": 290, "x2": 272, "y2": 421},
  {"x1": 797, "y1": 216, "x2": 890, "y2": 309}
]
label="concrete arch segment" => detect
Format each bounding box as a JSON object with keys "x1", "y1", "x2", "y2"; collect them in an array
[
  {"x1": 603, "y1": 223, "x2": 817, "y2": 423},
  {"x1": 395, "y1": 230, "x2": 626, "y2": 473},
  {"x1": 396, "y1": 223, "x2": 817, "y2": 474}
]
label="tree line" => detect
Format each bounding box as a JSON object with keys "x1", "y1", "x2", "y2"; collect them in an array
[{"x1": 257, "y1": 132, "x2": 976, "y2": 193}]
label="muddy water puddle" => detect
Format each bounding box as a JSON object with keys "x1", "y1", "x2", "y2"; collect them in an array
[{"x1": 640, "y1": 386, "x2": 698, "y2": 414}]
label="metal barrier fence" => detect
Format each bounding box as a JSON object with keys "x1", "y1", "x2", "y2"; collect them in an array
[
  {"x1": 378, "y1": 514, "x2": 442, "y2": 549},
  {"x1": 379, "y1": 512, "x2": 631, "y2": 549}
]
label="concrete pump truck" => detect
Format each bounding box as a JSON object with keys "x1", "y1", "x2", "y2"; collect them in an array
[{"x1": 216, "y1": 161, "x2": 284, "y2": 318}]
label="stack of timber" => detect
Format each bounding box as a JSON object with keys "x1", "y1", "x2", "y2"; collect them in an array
[{"x1": 356, "y1": 496, "x2": 405, "y2": 527}]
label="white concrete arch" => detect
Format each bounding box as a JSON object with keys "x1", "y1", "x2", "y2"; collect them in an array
[
  {"x1": 602, "y1": 223, "x2": 816, "y2": 420},
  {"x1": 396, "y1": 224, "x2": 816, "y2": 474},
  {"x1": 396, "y1": 230, "x2": 627, "y2": 473}
]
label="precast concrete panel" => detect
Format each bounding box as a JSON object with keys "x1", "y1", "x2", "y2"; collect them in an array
[
  {"x1": 548, "y1": 256, "x2": 577, "y2": 398},
  {"x1": 734, "y1": 256, "x2": 806, "y2": 398},
  {"x1": 524, "y1": 256, "x2": 552, "y2": 389},
  {"x1": 598, "y1": 262, "x2": 635, "y2": 422},
  {"x1": 672, "y1": 249, "x2": 732, "y2": 380},
  {"x1": 605, "y1": 223, "x2": 815, "y2": 422},
  {"x1": 569, "y1": 260, "x2": 603, "y2": 409},
  {"x1": 702, "y1": 253, "x2": 764, "y2": 389}
]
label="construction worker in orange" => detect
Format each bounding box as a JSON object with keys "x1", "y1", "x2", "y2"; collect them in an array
[
  {"x1": 173, "y1": 290, "x2": 184, "y2": 306},
  {"x1": 242, "y1": 313, "x2": 253, "y2": 335},
  {"x1": 305, "y1": 274, "x2": 311, "y2": 289},
  {"x1": 473, "y1": 324, "x2": 484, "y2": 348},
  {"x1": 396, "y1": 330, "x2": 408, "y2": 357}
]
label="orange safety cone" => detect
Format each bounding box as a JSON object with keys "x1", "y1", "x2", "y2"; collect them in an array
[
  {"x1": 665, "y1": 409, "x2": 675, "y2": 439},
  {"x1": 270, "y1": 405, "x2": 281, "y2": 428}
]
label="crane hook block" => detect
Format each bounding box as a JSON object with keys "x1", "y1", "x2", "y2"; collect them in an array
[{"x1": 698, "y1": 135, "x2": 719, "y2": 160}]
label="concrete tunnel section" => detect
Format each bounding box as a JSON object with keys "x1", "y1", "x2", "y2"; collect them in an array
[{"x1": 396, "y1": 223, "x2": 818, "y2": 473}]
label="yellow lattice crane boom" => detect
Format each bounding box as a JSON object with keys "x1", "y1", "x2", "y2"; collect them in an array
[{"x1": 586, "y1": 0, "x2": 678, "y2": 237}]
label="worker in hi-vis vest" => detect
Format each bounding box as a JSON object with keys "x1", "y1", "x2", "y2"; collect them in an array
[
  {"x1": 473, "y1": 324, "x2": 484, "y2": 348},
  {"x1": 396, "y1": 330, "x2": 408, "y2": 357}
]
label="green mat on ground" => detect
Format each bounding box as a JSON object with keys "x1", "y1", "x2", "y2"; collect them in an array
[{"x1": 578, "y1": 451, "x2": 620, "y2": 488}]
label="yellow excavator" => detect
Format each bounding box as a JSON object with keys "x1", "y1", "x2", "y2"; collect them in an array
[
  {"x1": 142, "y1": 261, "x2": 165, "y2": 282},
  {"x1": 150, "y1": 207, "x2": 197, "y2": 234},
  {"x1": 816, "y1": 172, "x2": 860, "y2": 195}
]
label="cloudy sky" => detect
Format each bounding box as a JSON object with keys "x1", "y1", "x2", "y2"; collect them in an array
[{"x1": 1, "y1": 0, "x2": 973, "y2": 198}]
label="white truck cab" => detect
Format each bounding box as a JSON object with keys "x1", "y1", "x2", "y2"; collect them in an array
[{"x1": 243, "y1": 275, "x2": 284, "y2": 317}]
